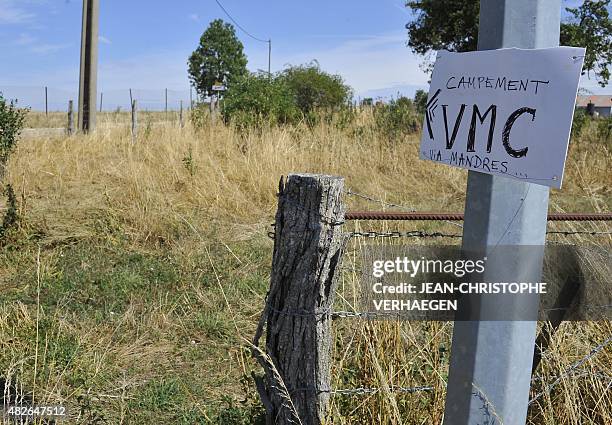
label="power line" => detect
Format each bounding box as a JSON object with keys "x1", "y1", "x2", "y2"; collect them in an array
[{"x1": 213, "y1": 0, "x2": 269, "y2": 43}]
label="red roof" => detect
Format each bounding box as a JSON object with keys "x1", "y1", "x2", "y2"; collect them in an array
[{"x1": 576, "y1": 95, "x2": 612, "y2": 107}]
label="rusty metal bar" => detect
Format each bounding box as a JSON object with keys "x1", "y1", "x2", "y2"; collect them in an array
[{"x1": 345, "y1": 211, "x2": 612, "y2": 221}]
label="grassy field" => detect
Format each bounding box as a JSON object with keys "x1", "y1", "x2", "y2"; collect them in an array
[{"x1": 1, "y1": 110, "x2": 610, "y2": 424}]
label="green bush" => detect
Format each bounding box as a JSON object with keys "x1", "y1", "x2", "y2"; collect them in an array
[
  {"x1": 373, "y1": 96, "x2": 421, "y2": 142},
  {"x1": 570, "y1": 107, "x2": 589, "y2": 139},
  {"x1": 596, "y1": 115, "x2": 612, "y2": 142},
  {"x1": 0, "y1": 94, "x2": 27, "y2": 241},
  {"x1": 0, "y1": 93, "x2": 27, "y2": 180},
  {"x1": 361, "y1": 98, "x2": 373, "y2": 107},
  {"x1": 190, "y1": 103, "x2": 210, "y2": 131},
  {"x1": 222, "y1": 73, "x2": 302, "y2": 130},
  {"x1": 413, "y1": 89, "x2": 428, "y2": 116},
  {"x1": 279, "y1": 62, "x2": 352, "y2": 115}
]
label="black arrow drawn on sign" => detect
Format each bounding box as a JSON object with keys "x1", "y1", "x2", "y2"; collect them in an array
[{"x1": 425, "y1": 88, "x2": 441, "y2": 140}]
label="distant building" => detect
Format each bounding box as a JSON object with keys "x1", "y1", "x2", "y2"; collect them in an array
[{"x1": 576, "y1": 95, "x2": 612, "y2": 117}]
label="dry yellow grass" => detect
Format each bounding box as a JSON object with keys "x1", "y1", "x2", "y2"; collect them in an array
[
  {"x1": 1, "y1": 111, "x2": 610, "y2": 424},
  {"x1": 10, "y1": 110, "x2": 610, "y2": 243}
]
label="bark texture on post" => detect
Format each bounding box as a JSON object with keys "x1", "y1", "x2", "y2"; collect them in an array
[{"x1": 254, "y1": 174, "x2": 346, "y2": 425}]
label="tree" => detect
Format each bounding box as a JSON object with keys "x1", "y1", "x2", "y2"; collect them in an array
[
  {"x1": 222, "y1": 72, "x2": 302, "y2": 129},
  {"x1": 0, "y1": 94, "x2": 27, "y2": 239},
  {"x1": 561, "y1": 1, "x2": 612, "y2": 87},
  {"x1": 405, "y1": 0, "x2": 479, "y2": 55},
  {"x1": 279, "y1": 62, "x2": 352, "y2": 114},
  {"x1": 405, "y1": 0, "x2": 612, "y2": 86},
  {"x1": 0, "y1": 94, "x2": 27, "y2": 181},
  {"x1": 413, "y1": 89, "x2": 428, "y2": 115},
  {"x1": 188, "y1": 19, "x2": 248, "y2": 97}
]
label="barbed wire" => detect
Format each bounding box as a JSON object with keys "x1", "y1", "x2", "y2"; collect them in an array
[
  {"x1": 348, "y1": 230, "x2": 461, "y2": 239},
  {"x1": 344, "y1": 189, "x2": 464, "y2": 229},
  {"x1": 289, "y1": 365, "x2": 612, "y2": 397},
  {"x1": 269, "y1": 227, "x2": 611, "y2": 240},
  {"x1": 260, "y1": 303, "x2": 612, "y2": 319},
  {"x1": 546, "y1": 230, "x2": 612, "y2": 236},
  {"x1": 344, "y1": 189, "x2": 417, "y2": 212},
  {"x1": 529, "y1": 334, "x2": 612, "y2": 405},
  {"x1": 332, "y1": 385, "x2": 434, "y2": 396},
  {"x1": 268, "y1": 364, "x2": 611, "y2": 398}
]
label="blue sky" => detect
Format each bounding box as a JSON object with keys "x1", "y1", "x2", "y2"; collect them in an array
[{"x1": 0, "y1": 0, "x2": 609, "y2": 110}]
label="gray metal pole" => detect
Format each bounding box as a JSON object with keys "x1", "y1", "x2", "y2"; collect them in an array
[
  {"x1": 45, "y1": 86, "x2": 48, "y2": 116},
  {"x1": 165, "y1": 88, "x2": 168, "y2": 115},
  {"x1": 444, "y1": 0, "x2": 561, "y2": 425},
  {"x1": 99, "y1": 92, "x2": 103, "y2": 113},
  {"x1": 77, "y1": 0, "x2": 99, "y2": 133},
  {"x1": 443, "y1": 1, "x2": 560, "y2": 424}
]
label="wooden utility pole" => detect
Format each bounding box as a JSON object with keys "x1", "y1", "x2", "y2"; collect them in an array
[
  {"x1": 443, "y1": 1, "x2": 559, "y2": 424},
  {"x1": 253, "y1": 174, "x2": 346, "y2": 425},
  {"x1": 78, "y1": 0, "x2": 99, "y2": 133}
]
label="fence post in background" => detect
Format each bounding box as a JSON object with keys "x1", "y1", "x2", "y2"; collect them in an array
[
  {"x1": 165, "y1": 88, "x2": 168, "y2": 115},
  {"x1": 190, "y1": 87, "x2": 193, "y2": 110},
  {"x1": 67, "y1": 100, "x2": 74, "y2": 135},
  {"x1": 77, "y1": 0, "x2": 99, "y2": 133},
  {"x1": 129, "y1": 88, "x2": 133, "y2": 108},
  {"x1": 443, "y1": 1, "x2": 559, "y2": 424},
  {"x1": 45, "y1": 86, "x2": 48, "y2": 116},
  {"x1": 253, "y1": 174, "x2": 346, "y2": 425},
  {"x1": 99, "y1": 92, "x2": 103, "y2": 112},
  {"x1": 131, "y1": 99, "x2": 138, "y2": 142},
  {"x1": 209, "y1": 95, "x2": 216, "y2": 124},
  {"x1": 179, "y1": 100, "x2": 184, "y2": 128}
]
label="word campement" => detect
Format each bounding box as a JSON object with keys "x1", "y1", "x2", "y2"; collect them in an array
[{"x1": 419, "y1": 47, "x2": 585, "y2": 188}]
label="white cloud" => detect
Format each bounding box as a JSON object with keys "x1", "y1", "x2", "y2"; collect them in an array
[
  {"x1": 30, "y1": 43, "x2": 71, "y2": 54},
  {"x1": 189, "y1": 13, "x2": 200, "y2": 22},
  {"x1": 99, "y1": 35, "x2": 112, "y2": 44},
  {"x1": 0, "y1": 0, "x2": 35, "y2": 24},
  {"x1": 15, "y1": 33, "x2": 36, "y2": 45}
]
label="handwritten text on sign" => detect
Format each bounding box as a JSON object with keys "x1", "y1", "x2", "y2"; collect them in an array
[{"x1": 419, "y1": 47, "x2": 585, "y2": 188}]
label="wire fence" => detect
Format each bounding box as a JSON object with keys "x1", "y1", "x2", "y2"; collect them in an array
[
  {"x1": 261, "y1": 184, "x2": 611, "y2": 410},
  {"x1": 0, "y1": 85, "x2": 201, "y2": 112}
]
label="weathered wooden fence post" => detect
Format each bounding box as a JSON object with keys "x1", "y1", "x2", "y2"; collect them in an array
[
  {"x1": 253, "y1": 173, "x2": 346, "y2": 425},
  {"x1": 131, "y1": 99, "x2": 138, "y2": 142},
  {"x1": 67, "y1": 100, "x2": 74, "y2": 135}
]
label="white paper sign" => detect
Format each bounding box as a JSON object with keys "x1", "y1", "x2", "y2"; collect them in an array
[{"x1": 419, "y1": 47, "x2": 585, "y2": 188}]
